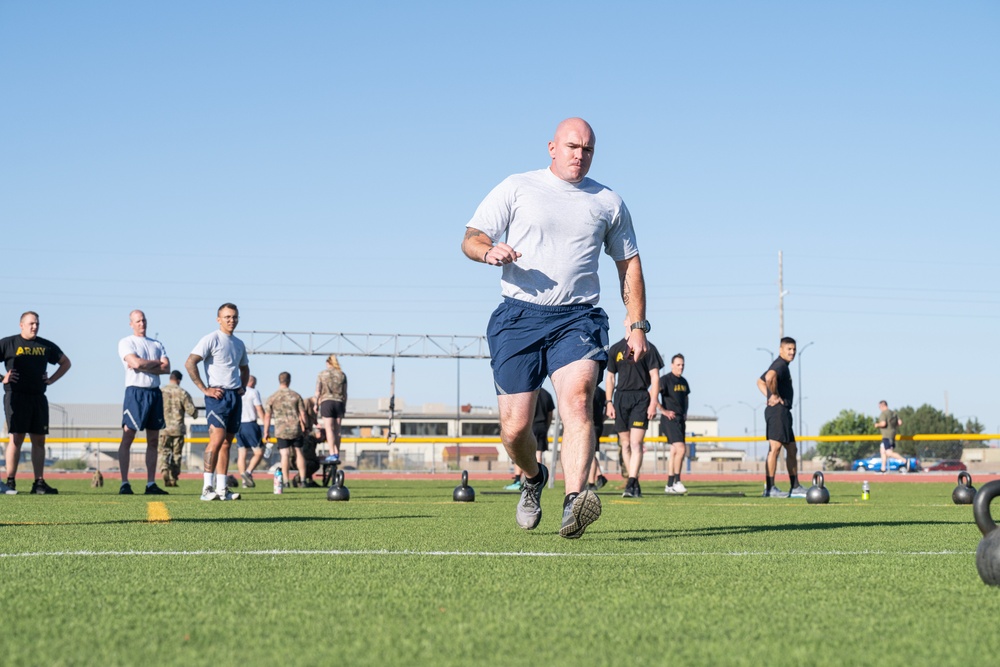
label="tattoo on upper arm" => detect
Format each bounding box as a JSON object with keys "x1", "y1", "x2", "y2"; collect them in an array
[{"x1": 464, "y1": 228, "x2": 488, "y2": 242}]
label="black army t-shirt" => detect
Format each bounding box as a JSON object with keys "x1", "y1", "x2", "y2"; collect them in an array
[
  {"x1": 0, "y1": 335, "x2": 63, "y2": 395},
  {"x1": 659, "y1": 373, "x2": 690, "y2": 416},
  {"x1": 607, "y1": 339, "x2": 663, "y2": 392},
  {"x1": 761, "y1": 357, "x2": 793, "y2": 408}
]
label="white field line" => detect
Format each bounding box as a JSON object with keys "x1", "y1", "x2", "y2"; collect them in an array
[{"x1": 0, "y1": 548, "x2": 975, "y2": 559}]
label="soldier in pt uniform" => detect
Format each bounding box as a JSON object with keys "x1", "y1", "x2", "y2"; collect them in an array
[
  {"x1": 158, "y1": 370, "x2": 197, "y2": 487},
  {"x1": 262, "y1": 372, "x2": 307, "y2": 489}
]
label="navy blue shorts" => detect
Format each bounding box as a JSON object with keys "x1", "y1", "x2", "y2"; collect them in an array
[
  {"x1": 205, "y1": 390, "x2": 241, "y2": 434},
  {"x1": 881, "y1": 437, "x2": 897, "y2": 450},
  {"x1": 237, "y1": 421, "x2": 263, "y2": 448},
  {"x1": 122, "y1": 386, "x2": 165, "y2": 432},
  {"x1": 487, "y1": 298, "x2": 609, "y2": 395}
]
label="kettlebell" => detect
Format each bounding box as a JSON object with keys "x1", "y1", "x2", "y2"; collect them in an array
[
  {"x1": 327, "y1": 470, "x2": 350, "y2": 501},
  {"x1": 453, "y1": 470, "x2": 475, "y2": 502},
  {"x1": 973, "y1": 479, "x2": 1000, "y2": 586},
  {"x1": 805, "y1": 471, "x2": 830, "y2": 504},
  {"x1": 952, "y1": 471, "x2": 976, "y2": 505}
]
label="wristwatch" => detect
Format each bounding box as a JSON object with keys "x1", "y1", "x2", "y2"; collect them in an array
[{"x1": 629, "y1": 320, "x2": 651, "y2": 334}]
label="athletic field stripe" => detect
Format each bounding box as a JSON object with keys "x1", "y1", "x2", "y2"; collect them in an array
[
  {"x1": 146, "y1": 502, "x2": 170, "y2": 523},
  {"x1": 0, "y1": 549, "x2": 975, "y2": 559}
]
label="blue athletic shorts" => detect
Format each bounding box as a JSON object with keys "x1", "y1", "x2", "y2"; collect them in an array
[
  {"x1": 205, "y1": 389, "x2": 241, "y2": 434},
  {"x1": 237, "y1": 421, "x2": 263, "y2": 448},
  {"x1": 122, "y1": 386, "x2": 165, "y2": 432},
  {"x1": 881, "y1": 437, "x2": 897, "y2": 450},
  {"x1": 487, "y1": 297, "x2": 609, "y2": 395}
]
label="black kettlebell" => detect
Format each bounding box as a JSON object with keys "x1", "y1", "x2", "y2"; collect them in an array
[
  {"x1": 973, "y1": 479, "x2": 1000, "y2": 586},
  {"x1": 327, "y1": 470, "x2": 350, "y2": 501},
  {"x1": 453, "y1": 470, "x2": 475, "y2": 502},
  {"x1": 952, "y1": 471, "x2": 976, "y2": 505},
  {"x1": 806, "y1": 471, "x2": 830, "y2": 504}
]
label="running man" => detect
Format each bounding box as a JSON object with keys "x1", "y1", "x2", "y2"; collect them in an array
[
  {"x1": 116, "y1": 309, "x2": 171, "y2": 495},
  {"x1": 462, "y1": 117, "x2": 649, "y2": 538},
  {"x1": 659, "y1": 353, "x2": 690, "y2": 494},
  {"x1": 876, "y1": 400, "x2": 907, "y2": 473},
  {"x1": 236, "y1": 375, "x2": 266, "y2": 488},
  {"x1": 185, "y1": 303, "x2": 249, "y2": 501},
  {"x1": 756, "y1": 337, "x2": 806, "y2": 498},
  {"x1": 1, "y1": 311, "x2": 71, "y2": 495},
  {"x1": 606, "y1": 336, "x2": 663, "y2": 498}
]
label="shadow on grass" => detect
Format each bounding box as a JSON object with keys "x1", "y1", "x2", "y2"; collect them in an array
[
  {"x1": 595, "y1": 519, "x2": 964, "y2": 543},
  {"x1": 0, "y1": 514, "x2": 434, "y2": 528}
]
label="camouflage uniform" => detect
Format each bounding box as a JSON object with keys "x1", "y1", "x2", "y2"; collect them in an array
[
  {"x1": 265, "y1": 388, "x2": 306, "y2": 441},
  {"x1": 316, "y1": 369, "x2": 347, "y2": 403},
  {"x1": 158, "y1": 383, "x2": 196, "y2": 485}
]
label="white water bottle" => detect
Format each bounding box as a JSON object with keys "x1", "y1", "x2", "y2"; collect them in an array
[{"x1": 274, "y1": 469, "x2": 283, "y2": 495}]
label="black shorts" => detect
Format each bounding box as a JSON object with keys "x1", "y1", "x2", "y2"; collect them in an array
[
  {"x1": 276, "y1": 436, "x2": 303, "y2": 450},
  {"x1": 614, "y1": 391, "x2": 650, "y2": 432},
  {"x1": 764, "y1": 405, "x2": 795, "y2": 444},
  {"x1": 319, "y1": 400, "x2": 346, "y2": 419},
  {"x1": 4, "y1": 392, "x2": 48, "y2": 435},
  {"x1": 534, "y1": 429, "x2": 549, "y2": 452},
  {"x1": 661, "y1": 417, "x2": 686, "y2": 443}
]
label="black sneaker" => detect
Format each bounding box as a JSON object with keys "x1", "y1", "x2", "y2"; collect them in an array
[
  {"x1": 635, "y1": 479, "x2": 643, "y2": 498},
  {"x1": 560, "y1": 490, "x2": 602, "y2": 539},
  {"x1": 144, "y1": 484, "x2": 169, "y2": 495},
  {"x1": 6, "y1": 476, "x2": 15, "y2": 491},
  {"x1": 31, "y1": 479, "x2": 59, "y2": 495},
  {"x1": 622, "y1": 479, "x2": 636, "y2": 498},
  {"x1": 595, "y1": 475, "x2": 608, "y2": 490},
  {"x1": 119, "y1": 482, "x2": 134, "y2": 495}
]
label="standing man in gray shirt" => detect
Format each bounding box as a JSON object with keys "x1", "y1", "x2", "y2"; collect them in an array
[{"x1": 462, "y1": 117, "x2": 650, "y2": 539}]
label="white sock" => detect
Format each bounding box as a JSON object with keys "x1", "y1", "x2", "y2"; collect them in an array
[
  {"x1": 216, "y1": 473, "x2": 227, "y2": 491},
  {"x1": 203, "y1": 473, "x2": 214, "y2": 489}
]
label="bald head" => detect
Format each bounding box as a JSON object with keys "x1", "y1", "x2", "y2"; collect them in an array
[
  {"x1": 548, "y1": 118, "x2": 595, "y2": 183},
  {"x1": 129, "y1": 309, "x2": 148, "y2": 338}
]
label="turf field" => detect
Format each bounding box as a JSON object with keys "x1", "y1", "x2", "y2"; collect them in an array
[{"x1": 3, "y1": 476, "x2": 1000, "y2": 667}]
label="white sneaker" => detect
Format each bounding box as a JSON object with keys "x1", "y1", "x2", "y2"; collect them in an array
[
  {"x1": 0, "y1": 480, "x2": 16, "y2": 495},
  {"x1": 673, "y1": 481, "x2": 687, "y2": 494},
  {"x1": 764, "y1": 486, "x2": 789, "y2": 498},
  {"x1": 788, "y1": 484, "x2": 808, "y2": 498},
  {"x1": 200, "y1": 486, "x2": 219, "y2": 501},
  {"x1": 218, "y1": 488, "x2": 241, "y2": 501},
  {"x1": 664, "y1": 483, "x2": 678, "y2": 494}
]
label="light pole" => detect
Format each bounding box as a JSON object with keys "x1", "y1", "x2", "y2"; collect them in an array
[
  {"x1": 757, "y1": 347, "x2": 774, "y2": 362},
  {"x1": 704, "y1": 404, "x2": 731, "y2": 439},
  {"x1": 738, "y1": 401, "x2": 762, "y2": 462},
  {"x1": 797, "y1": 341, "x2": 815, "y2": 436}
]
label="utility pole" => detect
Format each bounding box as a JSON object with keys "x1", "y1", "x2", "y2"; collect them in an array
[{"x1": 778, "y1": 251, "x2": 788, "y2": 340}]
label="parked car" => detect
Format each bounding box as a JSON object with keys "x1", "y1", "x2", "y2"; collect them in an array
[
  {"x1": 926, "y1": 459, "x2": 967, "y2": 472},
  {"x1": 851, "y1": 456, "x2": 921, "y2": 472}
]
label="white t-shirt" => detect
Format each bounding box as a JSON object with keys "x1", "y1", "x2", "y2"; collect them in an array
[
  {"x1": 241, "y1": 386, "x2": 262, "y2": 423},
  {"x1": 118, "y1": 335, "x2": 168, "y2": 388},
  {"x1": 467, "y1": 168, "x2": 638, "y2": 306},
  {"x1": 190, "y1": 330, "x2": 248, "y2": 390}
]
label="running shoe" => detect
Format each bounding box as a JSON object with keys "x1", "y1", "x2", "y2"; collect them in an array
[
  {"x1": 763, "y1": 486, "x2": 789, "y2": 498},
  {"x1": 200, "y1": 486, "x2": 219, "y2": 501},
  {"x1": 241, "y1": 471, "x2": 256, "y2": 488},
  {"x1": 503, "y1": 479, "x2": 522, "y2": 492},
  {"x1": 0, "y1": 479, "x2": 17, "y2": 495},
  {"x1": 664, "y1": 483, "x2": 679, "y2": 494},
  {"x1": 635, "y1": 479, "x2": 643, "y2": 498},
  {"x1": 788, "y1": 484, "x2": 808, "y2": 498},
  {"x1": 559, "y1": 490, "x2": 602, "y2": 539},
  {"x1": 622, "y1": 480, "x2": 637, "y2": 498},
  {"x1": 595, "y1": 475, "x2": 608, "y2": 490},
  {"x1": 322, "y1": 454, "x2": 340, "y2": 464},
  {"x1": 119, "y1": 482, "x2": 134, "y2": 495},
  {"x1": 144, "y1": 484, "x2": 169, "y2": 495},
  {"x1": 672, "y1": 481, "x2": 687, "y2": 494},
  {"x1": 218, "y1": 488, "x2": 241, "y2": 501},
  {"x1": 515, "y1": 463, "x2": 548, "y2": 530},
  {"x1": 6, "y1": 477, "x2": 16, "y2": 491},
  {"x1": 30, "y1": 479, "x2": 58, "y2": 495}
]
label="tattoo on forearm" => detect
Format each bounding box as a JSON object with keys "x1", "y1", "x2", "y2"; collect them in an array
[{"x1": 622, "y1": 276, "x2": 631, "y2": 306}]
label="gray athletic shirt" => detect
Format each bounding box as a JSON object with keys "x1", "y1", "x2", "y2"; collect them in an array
[{"x1": 467, "y1": 168, "x2": 638, "y2": 306}]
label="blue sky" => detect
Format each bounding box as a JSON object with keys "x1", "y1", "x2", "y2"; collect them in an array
[{"x1": 1, "y1": 1, "x2": 998, "y2": 446}]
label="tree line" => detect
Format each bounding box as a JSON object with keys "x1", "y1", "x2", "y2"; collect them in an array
[{"x1": 817, "y1": 404, "x2": 985, "y2": 462}]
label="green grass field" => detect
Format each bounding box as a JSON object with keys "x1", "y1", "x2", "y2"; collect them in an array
[{"x1": 2, "y1": 476, "x2": 999, "y2": 667}]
